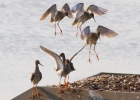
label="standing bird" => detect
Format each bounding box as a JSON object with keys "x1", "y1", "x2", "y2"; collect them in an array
[
  {"x1": 40, "y1": 46, "x2": 84, "y2": 93},
  {"x1": 80, "y1": 26, "x2": 118, "y2": 63},
  {"x1": 71, "y1": 3, "x2": 107, "y2": 37},
  {"x1": 29, "y1": 60, "x2": 43, "y2": 99},
  {"x1": 59, "y1": 45, "x2": 85, "y2": 87},
  {"x1": 40, "y1": 3, "x2": 73, "y2": 36}
]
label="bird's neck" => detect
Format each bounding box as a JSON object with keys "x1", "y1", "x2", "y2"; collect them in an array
[{"x1": 35, "y1": 64, "x2": 40, "y2": 72}]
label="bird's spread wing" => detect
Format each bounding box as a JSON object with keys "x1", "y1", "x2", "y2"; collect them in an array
[
  {"x1": 71, "y1": 3, "x2": 84, "y2": 19},
  {"x1": 86, "y1": 5, "x2": 108, "y2": 16},
  {"x1": 30, "y1": 73, "x2": 34, "y2": 82},
  {"x1": 40, "y1": 4, "x2": 58, "y2": 20},
  {"x1": 96, "y1": 25, "x2": 118, "y2": 38},
  {"x1": 61, "y1": 3, "x2": 73, "y2": 18},
  {"x1": 69, "y1": 44, "x2": 86, "y2": 61},
  {"x1": 81, "y1": 26, "x2": 91, "y2": 40},
  {"x1": 40, "y1": 46, "x2": 64, "y2": 70}
]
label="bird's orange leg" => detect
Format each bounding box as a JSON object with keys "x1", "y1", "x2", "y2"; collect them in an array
[
  {"x1": 64, "y1": 77, "x2": 69, "y2": 91},
  {"x1": 35, "y1": 85, "x2": 41, "y2": 97},
  {"x1": 94, "y1": 45, "x2": 99, "y2": 61},
  {"x1": 88, "y1": 51, "x2": 92, "y2": 63},
  {"x1": 58, "y1": 78, "x2": 63, "y2": 93},
  {"x1": 88, "y1": 44, "x2": 92, "y2": 63},
  {"x1": 54, "y1": 22, "x2": 56, "y2": 36},
  {"x1": 58, "y1": 82, "x2": 63, "y2": 93},
  {"x1": 29, "y1": 86, "x2": 35, "y2": 98},
  {"x1": 57, "y1": 22, "x2": 63, "y2": 36},
  {"x1": 67, "y1": 75, "x2": 69, "y2": 84},
  {"x1": 67, "y1": 75, "x2": 70, "y2": 90},
  {"x1": 76, "y1": 23, "x2": 80, "y2": 37}
]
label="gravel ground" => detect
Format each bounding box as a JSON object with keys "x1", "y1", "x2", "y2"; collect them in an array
[{"x1": 69, "y1": 73, "x2": 140, "y2": 92}]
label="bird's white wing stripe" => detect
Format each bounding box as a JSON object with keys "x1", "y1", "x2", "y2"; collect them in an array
[{"x1": 40, "y1": 46, "x2": 63, "y2": 70}]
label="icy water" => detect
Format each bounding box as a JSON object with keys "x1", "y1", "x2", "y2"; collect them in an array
[{"x1": 0, "y1": 0, "x2": 140, "y2": 99}]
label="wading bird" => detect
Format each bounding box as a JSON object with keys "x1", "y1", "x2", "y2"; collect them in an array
[
  {"x1": 40, "y1": 3, "x2": 73, "y2": 36},
  {"x1": 29, "y1": 60, "x2": 43, "y2": 98},
  {"x1": 40, "y1": 46, "x2": 85, "y2": 93},
  {"x1": 80, "y1": 26, "x2": 118, "y2": 63},
  {"x1": 71, "y1": 3, "x2": 107, "y2": 37}
]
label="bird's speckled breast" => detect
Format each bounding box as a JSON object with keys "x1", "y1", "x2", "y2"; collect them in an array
[{"x1": 32, "y1": 73, "x2": 41, "y2": 85}]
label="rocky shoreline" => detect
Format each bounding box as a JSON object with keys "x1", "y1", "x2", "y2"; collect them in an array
[{"x1": 69, "y1": 73, "x2": 140, "y2": 92}]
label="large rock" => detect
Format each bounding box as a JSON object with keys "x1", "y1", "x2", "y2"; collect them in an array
[{"x1": 12, "y1": 72, "x2": 140, "y2": 100}]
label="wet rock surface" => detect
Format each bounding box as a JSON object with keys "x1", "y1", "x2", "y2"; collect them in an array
[{"x1": 69, "y1": 73, "x2": 140, "y2": 92}]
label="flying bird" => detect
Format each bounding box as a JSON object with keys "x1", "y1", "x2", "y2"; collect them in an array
[
  {"x1": 29, "y1": 60, "x2": 43, "y2": 99},
  {"x1": 40, "y1": 46, "x2": 84, "y2": 93},
  {"x1": 71, "y1": 3, "x2": 107, "y2": 37},
  {"x1": 80, "y1": 26, "x2": 118, "y2": 63},
  {"x1": 40, "y1": 3, "x2": 73, "y2": 36}
]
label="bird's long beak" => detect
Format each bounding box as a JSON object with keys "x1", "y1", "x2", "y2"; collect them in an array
[
  {"x1": 93, "y1": 17, "x2": 96, "y2": 22},
  {"x1": 39, "y1": 63, "x2": 43, "y2": 66},
  {"x1": 98, "y1": 33, "x2": 101, "y2": 41}
]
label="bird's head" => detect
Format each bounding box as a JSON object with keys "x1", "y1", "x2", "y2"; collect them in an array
[
  {"x1": 60, "y1": 53, "x2": 65, "y2": 58},
  {"x1": 35, "y1": 60, "x2": 43, "y2": 66},
  {"x1": 90, "y1": 13, "x2": 96, "y2": 22}
]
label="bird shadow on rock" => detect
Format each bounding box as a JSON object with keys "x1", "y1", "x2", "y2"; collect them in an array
[
  {"x1": 39, "y1": 87, "x2": 64, "y2": 100},
  {"x1": 28, "y1": 92, "x2": 48, "y2": 100}
]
